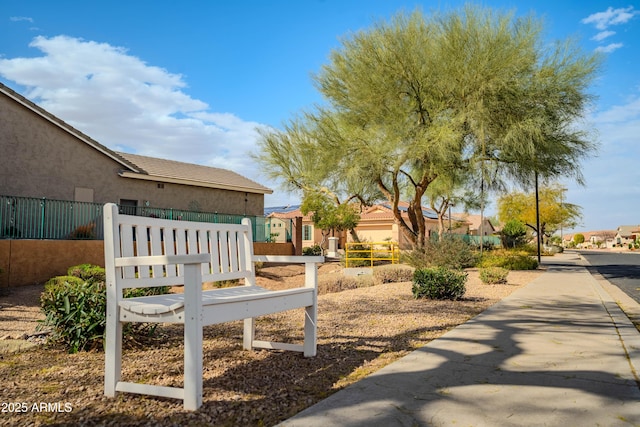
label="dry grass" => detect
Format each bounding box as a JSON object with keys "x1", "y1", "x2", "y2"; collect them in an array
[{"x1": 0, "y1": 263, "x2": 542, "y2": 426}]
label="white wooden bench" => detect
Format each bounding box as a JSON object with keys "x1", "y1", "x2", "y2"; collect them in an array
[{"x1": 102, "y1": 203, "x2": 323, "y2": 410}]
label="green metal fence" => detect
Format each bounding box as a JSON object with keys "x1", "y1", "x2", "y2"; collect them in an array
[{"x1": 0, "y1": 195, "x2": 286, "y2": 242}]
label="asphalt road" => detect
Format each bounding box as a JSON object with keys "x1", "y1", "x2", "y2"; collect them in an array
[{"x1": 578, "y1": 250, "x2": 640, "y2": 305}]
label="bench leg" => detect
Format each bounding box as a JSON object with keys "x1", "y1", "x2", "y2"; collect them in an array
[
  {"x1": 105, "y1": 305, "x2": 122, "y2": 397},
  {"x1": 183, "y1": 264, "x2": 203, "y2": 410},
  {"x1": 243, "y1": 318, "x2": 255, "y2": 351},
  {"x1": 303, "y1": 304, "x2": 317, "y2": 357},
  {"x1": 183, "y1": 320, "x2": 203, "y2": 410}
]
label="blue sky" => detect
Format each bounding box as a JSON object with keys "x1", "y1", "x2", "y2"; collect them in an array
[{"x1": 1, "y1": 1, "x2": 639, "y2": 233}]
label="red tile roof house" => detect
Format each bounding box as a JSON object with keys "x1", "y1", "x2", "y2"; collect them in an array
[
  {"x1": 562, "y1": 230, "x2": 617, "y2": 248},
  {"x1": 267, "y1": 202, "x2": 471, "y2": 251}
]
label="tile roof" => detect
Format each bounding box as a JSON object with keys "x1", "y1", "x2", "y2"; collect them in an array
[
  {"x1": 264, "y1": 205, "x2": 302, "y2": 216},
  {"x1": 117, "y1": 152, "x2": 272, "y2": 194}
]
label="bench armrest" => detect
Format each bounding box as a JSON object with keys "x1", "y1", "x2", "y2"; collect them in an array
[{"x1": 115, "y1": 254, "x2": 210, "y2": 267}]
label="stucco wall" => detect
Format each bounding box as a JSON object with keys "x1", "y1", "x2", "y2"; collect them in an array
[
  {"x1": 0, "y1": 91, "x2": 264, "y2": 216},
  {"x1": 0, "y1": 240, "x2": 295, "y2": 288},
  {"x1": 0, "y1": 240, "x2": 104, "y2": 288}
]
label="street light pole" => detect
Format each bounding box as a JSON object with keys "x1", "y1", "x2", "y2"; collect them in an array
[{"x1": 535, "y1": 170, "x2": 541, "y2": 264}]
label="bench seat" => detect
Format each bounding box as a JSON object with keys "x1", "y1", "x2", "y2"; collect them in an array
[{"x1": 118, "y1": 285, "x2": 314, "y2": 322}]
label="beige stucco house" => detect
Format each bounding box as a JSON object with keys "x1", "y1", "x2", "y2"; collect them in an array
[
  {"x1": 455, "y1": 213, "x2": 496, "y2": 236},
  {"x1": 614, "y1": 225, "x2": 639, "y2": 247},
  {"x1": 267, "y1": 201, "x2": 469, "y2": 250},
  {"x1": 0, "y1": 82, "x2": 271, "y2": 216}
]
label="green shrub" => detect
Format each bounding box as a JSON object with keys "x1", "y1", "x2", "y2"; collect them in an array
[
  {"x1": 44, "y1": 275, "x2": 86, "y2": 291},
  {"x1": 412, "y1": 267, "x2": 467, "y2": 300},
  {"x1": 67, "y1": 263, "x2": 105, "y2": 283},
  {"x1": 501, "y1": 255, "x2": 537, "y2": 270},
  {"x1": 373, "y1": 264, "x2": 415, "y2": 283},
  {"x1": 479, "y1": 251, "x2": 538, "y2": 270},
  {"x1": 479, "y1": 267, "x2": 509, "y2": 284},
  {"x1": 402, "y1": 237, "x2": 478, "y2": 270},
  {"x1": 303, "y1": 244, "x2": 323, "y2": 256},
  {"x1": 40, "y1": 278, "x2": 106, "y2": 353},
  {"x1": 40, "y1": 264, "x2": 170, "y2": 353}
]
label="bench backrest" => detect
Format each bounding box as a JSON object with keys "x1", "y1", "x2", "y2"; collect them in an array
[{"x1": 103, "y1": 203, "x2": 256, "y2": 292}]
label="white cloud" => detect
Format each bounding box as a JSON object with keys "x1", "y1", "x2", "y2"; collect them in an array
[
  {"x1": 581, "y1": 6, "x2": 639, "y2": 30},
  {"x1": 591, "y1": 30, "x2": 615, "y2": 42},
  {"x1": 595, "y1": 42, "x2": 624, "y2": 53},
  {"x1": 0, "y1": 35, "x2": 274, "y2": 189},
  {"x1": 9, "y1": 16, "x2": 34, "y2": 23}
]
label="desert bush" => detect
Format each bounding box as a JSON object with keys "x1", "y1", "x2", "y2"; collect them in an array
[
  {"x1": 318, "y1": 273, "x2": 376, "y2": 294},
  {"x1": 402, "y1": 237, "x2": 478, "y2": 270},
  {"x1": 412, "y1": 267, "x2": 467, "y2": 300},
  {"x1": 479, "y1": 267, "x2": 509, "y2": 284},
  {"x1": 67, "y1": 263, "x2": 105, "y2": 283},
  {"x1": 303, "y1": 244, "x2": 323, "y2": 256},
  {"x1": 373, "y1": 264, "x2": 415, "y2": 283},
  {"x1": 40, "y1": 264, "x2": 169, "y2": 353},
  {"x1": 478, "y1": 250, "x2": 538, "y2": 270},
  {"x1": 40, "y1": 278, "x2": 106, "y2": 353}
]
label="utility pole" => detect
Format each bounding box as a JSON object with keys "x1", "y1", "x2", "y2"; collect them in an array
[{"x1": 535, "y1": 171, "x2": 541, "y2": 264}]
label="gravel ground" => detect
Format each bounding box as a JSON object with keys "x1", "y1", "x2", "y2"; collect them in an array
[{"x1": 0, "y1": 264, "x2": 542, "y2": 427}]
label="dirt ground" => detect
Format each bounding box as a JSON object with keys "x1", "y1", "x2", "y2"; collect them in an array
[{"x1": 0, "y1": 263, "x2": 542, "y2": 426}]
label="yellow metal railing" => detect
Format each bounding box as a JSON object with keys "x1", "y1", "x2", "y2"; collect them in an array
[{"x1": 344, "y1": 241, "x2": 400, "y2": 267}]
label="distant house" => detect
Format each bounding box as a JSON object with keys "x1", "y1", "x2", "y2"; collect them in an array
[
  {"x1": 454, "y1": 213, "x2": 495, "y2": 236},
  {"x1": 266, "y1": 201, "x2": 472, "y2": 250},
  {"x1": 615, "y1": 225, "x2": 640, "y2": 247},
  {"x1": 266, "y1": 205, "x2": 320, "y2": 247},
  {"x1": 562, "y1": 230, "x2": 617, "y2": 248},
  {"x1": 0, "y1": 82, "x2": 271, "y2": 216},
  {"x1": 354, "y1": 203, "x2": 445, "y2": 248}
]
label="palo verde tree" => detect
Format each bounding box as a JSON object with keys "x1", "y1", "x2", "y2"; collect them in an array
[
  {"x1": 497, "y1": 184, "x2": 582, "y2": 244},
  {"x1": 255, "y1": 6, "x2": 600, "y2": 248}
]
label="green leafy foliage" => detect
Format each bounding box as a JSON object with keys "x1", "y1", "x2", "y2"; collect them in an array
[
  {"x1": 66, "y1": 264, "x2": 105, "y2": 283},
  {"x1": 479, "y1": 267, "x2": 509, "y2": 284},
  {"x1": 412, "y1": 267, "x2": 467, "y2": 300},
  {"x1": 302, "y1": 244, "x2": 323, "y2": 256},
  {"x1": 402, "y1": 236, "x2": 478, "y2": 270},
  {"x1": 479, "y1": 251, "x2": 538, "y2": 270},
  {"x1": 40, "y1": 264, "x2": 169, "y2": 353},
  {"x1": 40, "y1": 278, "x2": 106, "y2": 353},
  {"x1": 500, "y1": 219, "x2": 528, "y2": 248}
]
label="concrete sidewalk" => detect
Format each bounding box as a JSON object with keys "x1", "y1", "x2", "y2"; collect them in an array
[{"x1": 280, "y1": 252, "x2": 640, "y2": 426}]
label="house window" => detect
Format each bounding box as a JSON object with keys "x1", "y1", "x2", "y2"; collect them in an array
[{"x1": 303, "y1": 225, "x2": 312, "y2": 241}]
